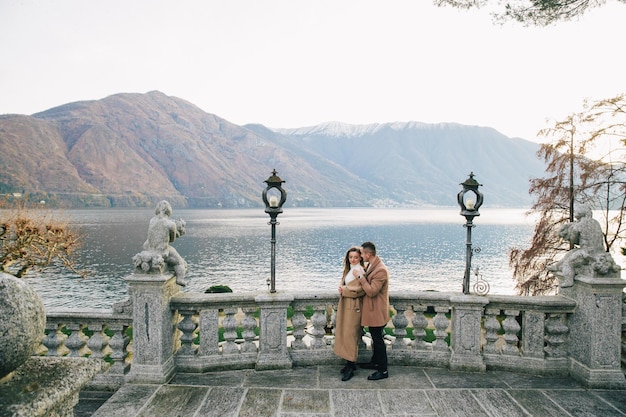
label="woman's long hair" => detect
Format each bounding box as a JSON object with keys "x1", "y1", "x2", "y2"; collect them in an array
[{"x1": 342, "y1": 246, "x2": 364, "y2": 277}]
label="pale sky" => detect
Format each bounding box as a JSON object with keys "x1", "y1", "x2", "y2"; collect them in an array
[{"x1": 1, "y1": 0, "x2": 625, "y2": 142}]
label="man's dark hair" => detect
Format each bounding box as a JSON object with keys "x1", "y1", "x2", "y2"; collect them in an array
[{"x1": 361, "y1": 241, "x2": 376, "y2": 256}]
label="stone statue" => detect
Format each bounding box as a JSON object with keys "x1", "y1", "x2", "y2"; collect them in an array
[
  {"x1": 549, "y1": 204, "x2": 620, "y2": 287},
  {"x1": 132, "y1": 200, "x2": 188, "y2": 286}
]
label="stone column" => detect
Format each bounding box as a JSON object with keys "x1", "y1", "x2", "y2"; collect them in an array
[
  {"x1": 255, "y1": 293, "x2": 293, "y2": 370},
  {"x1": 125, "y1": 273, "x2": 179, "y2": 384},
  {"x1": 561, "y1": 275, "x2": 626, "y2": 388},
  {"x1": 449, "y1": 295, "x2": 488, "y2": 372}
]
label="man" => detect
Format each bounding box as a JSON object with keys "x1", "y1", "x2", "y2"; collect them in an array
[{"x1": 354, "y1": 241, "x2": 390, "y2": 380}]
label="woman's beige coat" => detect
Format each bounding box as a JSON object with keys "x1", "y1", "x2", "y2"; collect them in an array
[
  {"x1": 360, "y1": 256, "x2": 390, "y2": 327},
  {"x1": 333, "y1": 277, "x2": 365, "y2": 362}
]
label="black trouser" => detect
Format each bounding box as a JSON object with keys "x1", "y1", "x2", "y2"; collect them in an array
[{"x1": 369, "y1": 325, "x2": 388, "y2": 371}]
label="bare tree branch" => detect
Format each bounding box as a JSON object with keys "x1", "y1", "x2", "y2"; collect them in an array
[
  {"x1": 434, "y1": 0, "x2": 620, "y2": 26},
  {"x1": 509, "y1": 93, "x2": 626, "y2": 295},
  {"x1": 0, "y1": 198, "x2": 83, "y2": 278}
]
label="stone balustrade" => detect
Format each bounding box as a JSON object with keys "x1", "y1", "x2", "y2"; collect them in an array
[
  {"x1": 40, "y1": 274, "x2": 625, "y2": 389},
  {"x1": 41, "y1": 308, "x2": 132, "y2": 390},
  {"x1": 168, "y1": 290, "x2": 577, "y2": 375}
]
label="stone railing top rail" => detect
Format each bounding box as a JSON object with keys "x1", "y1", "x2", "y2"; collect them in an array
[
  {"x1": 486, "y1": 294, "x2": 577, "y2": 312},
  {"x1": 170, "y1": 292, "x2": 263, "y2": 307},
  {"x1": 46, "y1": 308, "x2": 132, "y2": 321},
  {"x1": 167, "y1": 290, "x2": 577, "y2": 312}
]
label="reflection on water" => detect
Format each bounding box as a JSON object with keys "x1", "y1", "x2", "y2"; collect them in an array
[{"x1": 26, "y1": 208, "x2": 537, "y2": 308}]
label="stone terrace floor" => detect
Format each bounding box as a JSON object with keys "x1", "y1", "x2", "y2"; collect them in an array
[{"x1": 75, "y1": 365, "x2": 626, "y2": 417}]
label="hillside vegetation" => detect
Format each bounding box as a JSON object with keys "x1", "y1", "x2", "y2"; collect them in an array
[{"x1": 0, "y1": 91, "x2": 546, "y2": 208}]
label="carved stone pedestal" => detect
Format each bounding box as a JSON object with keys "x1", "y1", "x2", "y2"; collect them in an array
[
  {"x1": 124, "y1": 272, "x2": 180, "y2": 384},
  {"x1": 255, "y1": 293, "x2": 293, "y2": 370},
  {"x1": 561, "y1": 275, "x2": 626, "y2": 388},
  {"x1": 449, "y1": 295, "x2": 488, "y2": 372}
]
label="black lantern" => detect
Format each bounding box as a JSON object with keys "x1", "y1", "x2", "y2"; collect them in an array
[
  {"x1": 262, "y1": 169, "x2": 287, "y2": 293},
  {"x1": 457, "y1": 172, "x2": 483, "y2": 294}
]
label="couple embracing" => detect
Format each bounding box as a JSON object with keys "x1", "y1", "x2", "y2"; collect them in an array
[{"x1": 333, "y1": 242, "x2": 390, "y2": 382}]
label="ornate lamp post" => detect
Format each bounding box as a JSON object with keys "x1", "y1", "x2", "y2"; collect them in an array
[
  {"x1": 262, "y1": 169, "x2": 287, "y2": 293},
  {"x1": 457, "y1": 172, "x2": 484, "y2": 295}
]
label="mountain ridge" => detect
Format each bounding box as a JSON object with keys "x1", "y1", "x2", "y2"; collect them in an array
[{"x1": 0, "y1": 91, "x2": 546, "y2": 208}]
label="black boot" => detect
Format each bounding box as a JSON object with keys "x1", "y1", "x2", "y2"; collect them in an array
[{"x1": 341, "y1": 361, "x2": 356, "y2": 381}]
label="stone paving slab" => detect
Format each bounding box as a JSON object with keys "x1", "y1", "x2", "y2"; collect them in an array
[
  {"x1": 238, "y1": 388, "x2": 283, "y2": 417},
  {"x1": 194, "y1": 386, "x2": 247, "y2": 417},
  {"x1": 470, "y1": 389, "x2": 529, "y2": 417},
  {"x1": 136, "y1": 385, "x2": 209, "y2": 417},
  {"x1": 492, "y1": 371, "x2": 583, "y2": 390},
  {"x1": 90, "y1": 384, "x2": 160, "y2": 417},
  {"x1": 506, "y1": 390, "x2": 571, "y2": 417},
  {"x1": 427, "y1": 389, "x2": 492, "y2": 417},
  {"x1": 79, "y1": 365, "x2": 626, "y2": 417},
  {"x1": 282, "y1": 389, "x2": 330, "y2": 414},
  {"x1": 170, "y1": 369, "x2": 247, "y2": 387},
  {"x1": 424, "y1": 367, "x2": 506, "y2": 389},
  {"x1": 245, "y1": 366, "x2": 320, "y2": 388},
  {"x1": 543, "y1": 389, "x2": 626, "y2": 417},
  {"x1": 596, "y1": 390, "x2": 626, "y2": 412},
  {"x1": 74, "y1": 391, "x2": 114, "y2": 417}
]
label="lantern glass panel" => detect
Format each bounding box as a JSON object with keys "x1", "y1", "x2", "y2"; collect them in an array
[
  {"x1": 266, "y1": 188, "x2": 282, "y2": 208},
  {"x1": 464, "y1": 191, "x2": 478, "y2": 210}
]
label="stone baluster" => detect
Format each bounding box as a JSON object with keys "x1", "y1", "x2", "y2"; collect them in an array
[
  {"x1": 501, "y1": 310, "x2": 521, "y2": 356},
  {"x1": 290, "y1": 307, "x2": 307, "y2": 350},
  {"x1": 411, "y1": 305, "x2": 429, "y2": 350},
  {"x1": 392, "y1": 304, "x2": 409, "y2": 349},
  {"x1": 221, "y1": 308, "x2": 239, "y2": 354},
  {"x1": 309, "y1": 307, "x2": 327, "y2": 349},
  {"x1": 43, "y1": 322, "x2": 63, "y2": 356},
  {"x1": 107, "y1": 323, "x2": 130, "y2": 375},
  {"x1": 482, "y1": 308, "x2": 501, "y2": 354},
  {"x1": 544, "y1": 313, "x2": 569, "y2": 358},
  {"x1": 86, "y1": 323, "x2": 107, "y2": 359},
  {"x1": 432, "y1": 306, "x2": 450, "y2": 351},
  {"x1": 240, "y1": 307, "x2": 258, "y2": 353},
  {"x1": 199, "y1": 308, "x2": 219, "y2": 356},
  {"x1": 64, "y1": 323, "x2": 86, "y2": 357},
  {"x1": 177, "y1": 308, "x2": 198, "y2": 356}
]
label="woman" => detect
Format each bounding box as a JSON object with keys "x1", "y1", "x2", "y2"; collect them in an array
[{"x1": 333, "y1": 246, "x2": 366, "y2": 381}]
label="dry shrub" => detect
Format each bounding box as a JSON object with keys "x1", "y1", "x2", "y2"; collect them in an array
[{"x1": 0, "y1": 198, "x2": 82, "y2": 278}]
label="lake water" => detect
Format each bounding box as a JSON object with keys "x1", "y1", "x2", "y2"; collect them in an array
[{"x1": 27, "y1": 207, "x2": 540, "y2": 308}]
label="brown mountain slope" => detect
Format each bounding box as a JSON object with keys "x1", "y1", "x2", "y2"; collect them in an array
[
  {"x1": 1, "y1": 91, "x2": 545, "y2": 208},
  {"x1": 31, "y1": 92, "x2": 279, "y2": 206},
  {"x1": 0, "y1": 115, "x2": 97, "y2": 195},
  {"x1": 2, "y1": 91, "x2": 372, "y2": 207}
]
